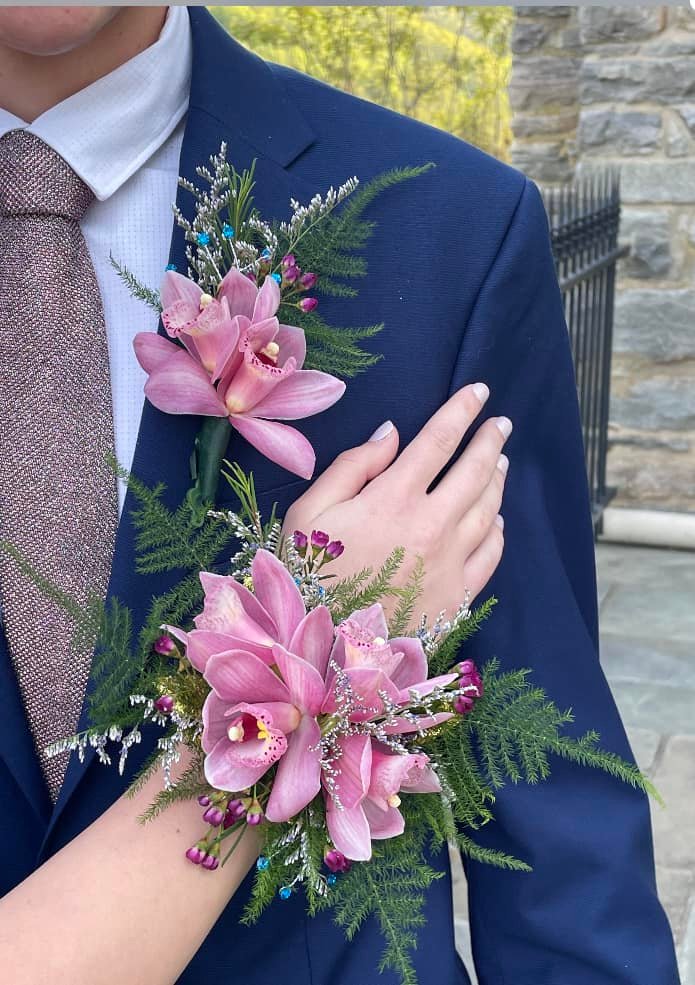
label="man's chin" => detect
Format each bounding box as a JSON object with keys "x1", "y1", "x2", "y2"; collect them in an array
[{"x1": 0, "y1": 6, "x2": 119, "y2": 56}]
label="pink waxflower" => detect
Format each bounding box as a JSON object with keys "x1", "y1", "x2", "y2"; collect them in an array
[
  {"x1": 325, "y1": 742, "x2": 441, "y2": 862},
  {"x1": 133, "y1": 269, "x2": 344, "y2": 479}
]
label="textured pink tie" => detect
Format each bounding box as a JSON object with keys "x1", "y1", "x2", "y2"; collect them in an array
[{"x1": 0, "y1": 130, "x2": 118, "y2": 801}]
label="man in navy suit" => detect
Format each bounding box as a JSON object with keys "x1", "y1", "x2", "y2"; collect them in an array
[{"x1": 0, "y1": 6, "x2": 679, "y2": 984}]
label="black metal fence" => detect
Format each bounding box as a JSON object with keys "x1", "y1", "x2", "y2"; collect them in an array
[{"x1": 543, "y1": 171, "x2": 628, "y2": 532}]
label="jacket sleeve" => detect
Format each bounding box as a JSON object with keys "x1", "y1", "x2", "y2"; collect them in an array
[{"x1": 450, "y1": 177, "x2": 679, "y2": 985}]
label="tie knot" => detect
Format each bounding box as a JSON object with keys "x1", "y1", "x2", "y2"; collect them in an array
[{"x1": 0, "y1": 129, "x2": 93, "y2": 221}]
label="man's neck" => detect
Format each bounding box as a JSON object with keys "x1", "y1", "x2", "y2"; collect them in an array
[{"x1": 0, "y1": 6, "x2": 168, "y2": 122}]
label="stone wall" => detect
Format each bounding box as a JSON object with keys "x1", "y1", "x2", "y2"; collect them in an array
[{"x1": 510, "y1": 6, "x2": 695, "y2": 513}]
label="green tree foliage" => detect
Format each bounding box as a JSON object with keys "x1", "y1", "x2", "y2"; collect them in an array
[{"x1": 212, "y1": 6, "x2": 512, "y2": 161}]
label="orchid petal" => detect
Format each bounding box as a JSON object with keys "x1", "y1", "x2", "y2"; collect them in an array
[
  {"x1": 251, "y1": 550, "x2": 306, "y2": 647},
  {"x1": 272, "y1": 644, "x2": 326, "y2": 716},
  {"x1": 160, "y1": 270, "x2": 202, "y2": 309},
  {"x1": 276, "y1": 323, "x2": 307, "y2": 369},
  {"x1": 203, "y1": 728, "x2": 285, "y2": 793},
  {"x1": 363, "y1": 799, "x2": 405, "y2": 840},
  {"x1": 399, "y1": 673, "x2": 458, "y2": 703},
  {"x1": 383, "y1": 711, "x2": 454, "y2": 735},
  {"x1": 253, "y1": 274, "x2": 281, "y2": 322},
  {"x1": 133, "y1": 332, "x2": 180, "y2": 374},
  {"x1": 401, "y1": 759, "x2": 442, "y2": 795},
  {"x1": 333, "y1": 734, "x2": 372, "y2": 810},
  {"x1": 389, "y1": 637, "x2": 429, "y2": 690},
  {"x1": 196, "y1": 572, "x2": 276, "y2": 648},
  {"x1": 326, "y1": 797, "x2": 372, "y2": 862},
  {"x1": 180, "y1": 629, "x2": 245, "y2": 673},
  {"x1": 144, "y1": 351, "x2": 226, "y2": 417},
  {"x1": 200, "y1": 691, "x2": 230, "y2": 754},
  {"x1": 224, "y1": 350, "x2": 296, "y2": 415},
  {"x1": 368, "y1": 749, "x2": 418, "y2": 811},
  {"x1": 245, "y1": 316, "x2": 280, "y2": 354},
  {"x1": 217, "y1": 267, "x2": 258, "y2": 320},
  {"x1": 265, "y1": 716, "x2": 322, "y2": 822},
  {"x1": 204, "y1": 649, "x2": 291, "y2": 705},
  {"x1": 230, "y1": 415, "x2": 316, "y2": 480},
  {"x1": 247, "y1": 369, "x2": 345, "y2": 422},
  {"x1": 349, "y1": 603, "x2": 389, "y2": 640},
  {"x1": 288, "y1": 605, "x2": 334, "y2": 678}
]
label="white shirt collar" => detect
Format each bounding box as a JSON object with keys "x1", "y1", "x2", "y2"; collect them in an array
[{"x1": 0, "y1": 5, "x2": 191, "y2": 201}]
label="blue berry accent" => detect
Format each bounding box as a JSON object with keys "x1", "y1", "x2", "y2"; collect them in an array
[
  {"x1": 256, "y1": 856, "x2": 270, "y2": 872},
  {"x1": 165, "y1": 263, "x2": 177, "y2": 271},
  {"x1": 197, "y1": 232, "x2": 211, "y2": 246},
  {"x1": 261, "y1": 248, "x2": 271, "y2": 259},
  {"x1": 318, "y1": 586, "x2": 326, "y2": 598},
  {"x1": 279, "y1": 886, "x2": 292, "y2": 900},
  {"x1": 222, "y1": 223, "x2": 235, "y2": 238},
  {"x1": 271, "y1": 273, "x2": 282, "y2": 284},
  {"x1": 327, "y1": 873, "x2": 337, "y2": 887}
]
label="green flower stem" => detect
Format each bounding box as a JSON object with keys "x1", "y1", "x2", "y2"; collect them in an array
[{"x1": 186, "y1": 416, "x2": 233, "y2": 522}]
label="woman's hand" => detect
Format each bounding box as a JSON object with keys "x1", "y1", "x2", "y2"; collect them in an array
[{"x1": 283, "y1": 382, "x2": 511, "y2": 620}]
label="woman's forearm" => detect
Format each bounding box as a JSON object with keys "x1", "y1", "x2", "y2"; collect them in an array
[{"x1": 0, "y1": 751, "x2": 259, "y2": 985}]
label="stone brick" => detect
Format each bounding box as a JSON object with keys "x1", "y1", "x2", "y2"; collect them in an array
[
  {"x1": 677, "y1": 106, "x2": 695, "y2": 135},
  {"x1": 673, "y1": 6, "x2": 695, "y2": 32},
  {"x1": 578, "y1": 7, "x2": 665, "y2": 44},
  {"x1": 614, "y1": 290, "x2": 695, "y2": 361},
  {"x1": 519, "y1": 7, "x2": 571, "y2": 18},
  {"x1": 511, "y1": 141, "x2": 575, "y2": 183},
  {"x1": 611, "y1": 377, "x2": 695, "y2": 430},
  {"x1": 509, "y1": 80, "x2": 579, "y2": 112},
  {"x1": 621, "y1": 161, "x2": 695, "y2": 203},
  {"x1": 513, "y1": 55, "x2": 582, "y2": 84},
  {"x1": 619, "y1": 209, "x2": 672, "y2": 278},
  {"x1": 578, "y1": 109, "x2": 661, "y2": 155},
  {"x1": 513, "y1": 109, "x2": 578, "y2": 138},
  {"x1": 665, "y1": 113, "x2": 692, "y2": 158},
  {"x1": 512, "y1": 19, "x2": 549, "y2": 54},
  {"x1": 580, "y1": 58, "x2": 695, "y2": 105}
]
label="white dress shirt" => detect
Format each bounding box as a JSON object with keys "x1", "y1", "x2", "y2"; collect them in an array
[{"x1": 0, "y1": 5, "x2": 192, "y2": 511}]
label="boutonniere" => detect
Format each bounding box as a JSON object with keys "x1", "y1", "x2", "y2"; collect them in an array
[
  {"x1": 113, "y1": 149, "x2": 429, "y2": 516},
  {"x1": 10, "y1": 147, "x2": 655, "y2": 985}
]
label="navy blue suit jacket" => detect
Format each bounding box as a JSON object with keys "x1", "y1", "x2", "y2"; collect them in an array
[{"x1": 0, "y1": 10, "x2": 678, "y2": 984}]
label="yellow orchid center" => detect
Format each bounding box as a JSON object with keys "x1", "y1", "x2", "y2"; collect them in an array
[
  {"x1": 259, "y1": 340, "x2": 280, "y2": 365},
  {"x1": 387, "y1": 793, "x2": 401, "y2": 809},
  {"x1": 199, "y1": 292, "x2": 214, "y2": 309},
  {"x1": 256, "y1": 719, "x2": 271, "y2": 741}
]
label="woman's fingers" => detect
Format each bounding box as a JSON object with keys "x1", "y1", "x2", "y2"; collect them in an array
[
  {"x1": 389, "y1": 383, "x2": 490, "y2": 493},
  {"x1": 432, "y1": 415, "x2": 512, "y2": 519},
  {"x1": 462, "y1": 515, "x2": 505, "y2": 601},
  {"x1": 286, "y1": 420, "x2": 400, "y2": 522},
  {"x1": 456, "y1": 455, "x2": 508, "y2": 553}
]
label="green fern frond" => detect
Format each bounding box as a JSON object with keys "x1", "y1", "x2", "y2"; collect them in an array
[{"x1": 109, "y1": 254, "x2": 161, "y2": 311}]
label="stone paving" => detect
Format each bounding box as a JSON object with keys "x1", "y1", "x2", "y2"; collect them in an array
[{"x1": 452, "y1": 542, "x2": 695, "y2": 984}]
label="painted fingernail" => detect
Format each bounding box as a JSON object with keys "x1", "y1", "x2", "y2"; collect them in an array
[
  {"x1": 496, "y1": 416, "x2": 513, "y2": 439},
  {"x1": 369, "y1": 420, "x2": 394, "y2": 442},
  {"x1": 495, "y1": 514, "x2": 505, "y2": 530},
  {"x1": 472, "y1": 382, "x2": 489, "y2": 404},
  {"x1": 497, "y1": 454, "x2": 509, "y2": 476}
]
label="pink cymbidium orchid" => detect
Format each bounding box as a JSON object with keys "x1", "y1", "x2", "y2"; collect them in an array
[
  {"x1": 133, "y1": 269, "x2": 345, "y2": 479},
  {"x1": 187, "y1": 550, "x2": 454, "y2": 832},
  {"x1": 325, "y1": 741, "x2": 441, "y2": 861}
]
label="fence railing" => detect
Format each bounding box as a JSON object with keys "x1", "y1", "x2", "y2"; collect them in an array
[{"x1": 543, "y1": 171, "x2": 628, "y2": 532}]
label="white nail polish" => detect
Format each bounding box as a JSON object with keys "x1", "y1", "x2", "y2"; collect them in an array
[
  {"x1": 472, "y1": 382, "x2": 489, "y2": 404},
  {"x1": 495, "y1": 514, "x2": 505, "y2": 530},
  {"x1": 369, "y1": 420, "x2": 394, "y2": 442},
  {"x1": 497, "y1": 454, "x2": 509, "y2": 475},
  {"x1": 496, "y1": 416, "x2": 513, "y2": 439}
]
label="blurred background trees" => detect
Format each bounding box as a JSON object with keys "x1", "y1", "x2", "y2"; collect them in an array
[{"x1": 213, "y1": 6, "x2": 512, "y2": 161}]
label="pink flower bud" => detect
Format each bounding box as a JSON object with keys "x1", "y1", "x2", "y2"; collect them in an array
[
  {"x1": 281, "y1": 254, "x2": 296, "y2": 268},
  {"x1": 198, "y1": 795, "x2": 211, "y2": 807},
  {"x1": 154, "y1": 695, "x2": 174, "y2": 714},
  {"x1": 203, "y1": 806, "x2": 225, "y2": 827},
  {"x1": 454, "y1": 694, "x2": 475, "y2": 716},
  {"x1": 311, "y1": 530, "x2": 330, "y2": 550},
  {"x1": 202, "y1": 853, "x2": 219, "y2": 870},
  {"x1": 324, "y1": 848, "x2": 351, "y2": 873},
  {"x1": 185, "y1": 844, "x2": 206, "y2": 865},
  {"x1": 299, "y1": 271, "x2": 318, "y2": 290},
  {"x1": 325, "y1": 540, "x2": 344, "y2": 559},
  {"x1": 153, "y1": 635, "x2": 175, "y2": 655},
  {"x1": 458, "y1": 660, "x2": 476, "y2": 676},
  {"x1": 293, "y1": 530, "x2": 309, "y2": 554},
  {"x1": 283, "y1": 265, "x2": 300, "y2": 284},
  {"x1": 299, "y1": 297, "x2": 318, "y2": 313}
]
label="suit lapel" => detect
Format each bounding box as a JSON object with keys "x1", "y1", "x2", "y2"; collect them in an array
[{"x1": 42, "y1": 8, "x2": 317, "y2": 839}]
